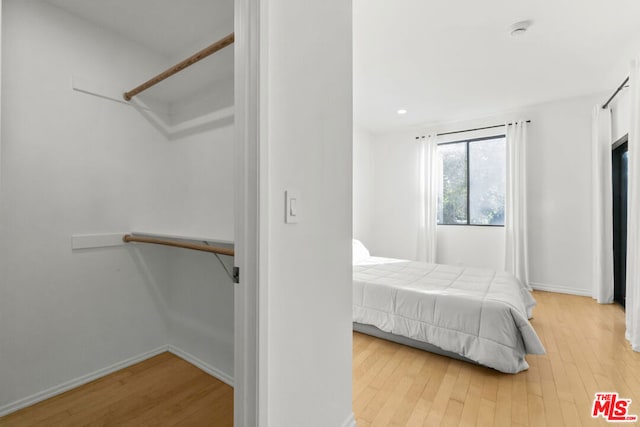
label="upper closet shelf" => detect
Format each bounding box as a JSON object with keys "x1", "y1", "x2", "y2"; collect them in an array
[{"x1": 71, "y1": 33, "x2": 235, "y2": 139}]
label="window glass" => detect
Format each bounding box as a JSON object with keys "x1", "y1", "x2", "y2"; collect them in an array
[
  {"x1": 437, "y1": 136, "x2": 505, "y2": 226},
  {"x1": 438, "y1": 142, "x2": 467, "y2": 225},
  {"x1": 469, "y1": 137, "x2": 506, "y2": 225}
]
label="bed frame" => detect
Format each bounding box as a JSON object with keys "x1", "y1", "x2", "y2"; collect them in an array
[{"x1": 353, "y1": 322, "x2": 477, "y2": 365}]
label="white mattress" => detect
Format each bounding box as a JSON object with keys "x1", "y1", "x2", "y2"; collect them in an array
[{"x1": 353, "y1": 256, "x2": 545, "y2": 373}]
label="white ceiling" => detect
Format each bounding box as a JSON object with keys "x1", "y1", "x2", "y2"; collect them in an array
[
  {"x1": 354, "y1": 0, "x2": 640, "y2": 133},
  {"x1": 43, "y1": 0, "x2": 233, "y2": 105},
  {"x1": 39, "y1": 0, "x2": 640, "y2": 131}
]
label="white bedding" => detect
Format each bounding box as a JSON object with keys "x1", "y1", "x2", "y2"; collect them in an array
[{"x1": 353, "y1": 256, "x2": 545, "y2": 373}]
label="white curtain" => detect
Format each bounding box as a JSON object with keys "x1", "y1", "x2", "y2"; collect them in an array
[
  {"x1": 626, "y1": 57, "x2": 640, "y2": 351},
  {"x1": 417, "y1": 135, "x2": 438, "y2": 263},
  {"x1": 591, "y1": 106, "x2": 614, "y2": 303},
  {"x1": 505, "y1": 121, "x2": 530, "y2": 289}
]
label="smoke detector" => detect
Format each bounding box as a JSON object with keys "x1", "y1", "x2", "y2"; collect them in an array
[{"x1": 510, "y1": 20, "x2": 532, "y2": 37}]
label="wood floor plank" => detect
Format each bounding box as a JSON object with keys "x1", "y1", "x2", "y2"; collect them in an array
[
  {"x1": 481, "y1": 372, "x2": 499, "y2": 403},
  {"x1": 403, "y1": 397, "x2": 432, "y2": 427},
  {"x1": 422, "y1": 362, "x2": 461, "y2": 426},
  {"x1": 441, "y1": 399, "x2": 464, "y2": 426},
  {"x1": 540, "y1": 379, "x2": 563, "y2": 427},
  {"x1": 360, "y1": 346, "x2": 418, "y2": 422},
  {"x1": 527, "y1": 393, "x2": 546, "y2": 427},
  {"x1": 511, "y1": 372, "x2": 529, "y2": 425},
  {"x1": 493, "y1": 373, "x2": 513, "y2": 427},
  {"x1": 386, "y1": 355, "x2": 432, "y2": 426},
  {"x1": 450, "y1": 363, "x2": 473, "y2": 403},
  {"x1": 353, "y1": 386, "x2": 380, "y2": 417},
  {"x1": 459, "y1": 369, "x2": 483, "y2": 426},
  {"x1": 371, "y1": 376, "x2": 414, "y2": 427},
  {"x1": 121, "y1": 375, "x2": 231, "y2": 426},
  {"x1": 477, "y1": 398, "x2": 496, "y2": 427}
]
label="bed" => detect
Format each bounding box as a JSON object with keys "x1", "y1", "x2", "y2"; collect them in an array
[{"x1": 352, "y1": 240, "x2": 545, "y2": 373}]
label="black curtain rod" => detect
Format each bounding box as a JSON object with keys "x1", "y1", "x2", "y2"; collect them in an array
[
  {"x1": 602, "y1": 76, "x2": 630, "y2": 109},
  {"x1": 415, "y1": 120, "x2": 531, "y2": 140}
]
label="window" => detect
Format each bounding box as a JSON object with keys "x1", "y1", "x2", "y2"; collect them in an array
[{"x1": 437, "y1": 135, "x2": 506, "y2": 226}]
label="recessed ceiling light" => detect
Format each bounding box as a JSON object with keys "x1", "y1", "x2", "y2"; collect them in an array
[
  {"x1": 510, "y1": 20, "x2": 532, "y2": 37},
  {"x1": 397, "y1": 109, "x2": 407, "y2": 115}
]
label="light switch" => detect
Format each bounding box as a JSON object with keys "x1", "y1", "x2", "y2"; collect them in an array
[
  {"x1": 289, "y1": 198, "x2": 297, "y2": 216},
  {"x1": 285, "y1": 190, "x2": 299, "y2": 224}
]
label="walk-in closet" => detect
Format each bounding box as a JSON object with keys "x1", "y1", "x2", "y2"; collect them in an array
[{"x1": 0, "y1": 0, "x2": 236, "y2": 423}]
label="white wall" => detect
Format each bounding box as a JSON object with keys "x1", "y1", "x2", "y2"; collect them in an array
[
  {"x1": 0, "y1": 0, "x2": 234, "y2": 411},
  {"x1": 365, "y1": 130, "x2": 421, "y2": 259},
  {"x1": 437, "y1": 226, "x2": 505, "y2": 269},
  {"x1": 146, "y1": 126, "x2": 235, "y2": 382},
  {"x1": 262, "y1": 0, "x2": 354, "y2": 425},
  {"x1": 355, "y1": 93, "x2": 601, "y2": 295},
  {"x1": 611, "y1": 89, "x2": 631, "y2": 142},
  {"x1": 353, "y1": 126, "x2": 373, "y2": 242},
  {"x1": 522, "y1": 95, "x2": 597, "y2": 295},
  {"x1": 163, "y1": 248, "x2": 234, "y2": 382}
]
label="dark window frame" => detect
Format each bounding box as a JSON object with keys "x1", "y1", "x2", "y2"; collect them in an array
[{"x1": 437, "y1": 134, "x2": 506, "y2": 227}]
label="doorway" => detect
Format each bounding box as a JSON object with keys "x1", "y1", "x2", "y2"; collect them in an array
[{"x1": 612, "y1": 136, "x2": 628, "y2": 308}]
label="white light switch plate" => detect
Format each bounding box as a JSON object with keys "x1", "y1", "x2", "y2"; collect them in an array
[{"x1": 285, "y1": 190, "x2": 299, "y2": 224}]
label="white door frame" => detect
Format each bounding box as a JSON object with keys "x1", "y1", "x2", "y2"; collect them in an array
[{"x1": 234, "y1": 0, "x2": 265, "y2": 425}]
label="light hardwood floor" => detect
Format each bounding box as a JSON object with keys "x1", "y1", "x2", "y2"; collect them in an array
[
  {"x1": 2, "y1": 291, "x2": 638, "y2": 426},
  {"x1": 353, "y1": 291, "x2": 640, "y2": 426},
  {"x1": 0, "y1": 352, "x2": 233, "y2": 427}
]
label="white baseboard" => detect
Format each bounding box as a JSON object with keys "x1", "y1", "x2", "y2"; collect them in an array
[
  {"x1": 167, "y1": 345, "x2": 234, "y2": 387},
  {"x1": 341, "y1": 412, "x2": 357, "y2": 427},
  {"x1": 0, "y1": 345, "x2": 168, "y2": 417},
  {"x1": 530, "y1": 282, "x2": 591, "y2": 297}
]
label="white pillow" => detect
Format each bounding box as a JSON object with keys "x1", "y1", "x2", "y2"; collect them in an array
[{"x1": 352, "y1": 239, "x2": 370, "y2": 264}]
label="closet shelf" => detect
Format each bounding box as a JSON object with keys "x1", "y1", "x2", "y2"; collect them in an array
[
  {"x1": 124, "y1": 232, "x2": 234, "y2": 256},
  {"x1": 130, "y1": 99, "x2": 234, "y2": 141}
]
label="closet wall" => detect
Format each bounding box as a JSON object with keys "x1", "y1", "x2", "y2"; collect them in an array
[{"x1": 0, "y1": 0, "x2": 234, "y2": 412}]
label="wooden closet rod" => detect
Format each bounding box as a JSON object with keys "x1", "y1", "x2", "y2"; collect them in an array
[
  {"x1": 123, "y1": 33, "x2": 235, "y2": 101},
  {"x1": 123, "y1": 234, "x2": 234, "y2": 256}
]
